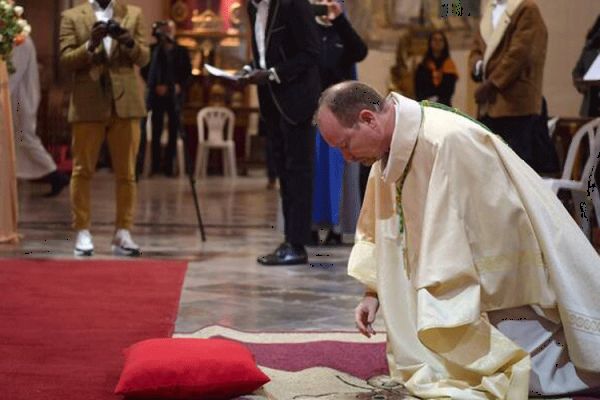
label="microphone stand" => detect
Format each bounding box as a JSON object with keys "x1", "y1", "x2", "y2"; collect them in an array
[{"x1": 157, "y1": 34, "x2": 206, "y2": 242}]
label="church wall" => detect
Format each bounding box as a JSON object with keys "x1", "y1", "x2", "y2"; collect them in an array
[
  {"x1": 357, "y1": 0, "x2": 600, "y2": 118},
  {"x1": 30, "y1": 0, "x2": 600, "y2": 117}
]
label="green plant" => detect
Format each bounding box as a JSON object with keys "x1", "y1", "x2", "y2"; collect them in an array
[{"x1": 0, "y1": 1, "x2": 30, "y2": 73}]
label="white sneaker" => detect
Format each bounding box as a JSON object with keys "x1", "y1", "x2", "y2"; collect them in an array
[
  {"x1": 74, "y1": 230, "x2": 94, "y2": 257},
  {"x1": 111, "y1": 229, "x2": 141, "y2": 257}
]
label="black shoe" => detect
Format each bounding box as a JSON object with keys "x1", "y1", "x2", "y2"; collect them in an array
[
  {"x1": 257, "y1": 243, "x2": 308, "y2": 266},
  {"x1": 44, "y1": 171, "x2": 70, "y2": 197},
  {"x1": 323, "y1": 231, "x2": 342, "y2": 246}
]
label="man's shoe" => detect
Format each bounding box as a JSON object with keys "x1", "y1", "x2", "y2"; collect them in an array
[
  {"x1": 111, "y1": 229, "x2": 141, "y2": 257},
  {"x1": 257, "y1": 243, "x2": 308, "y2": 266},
  {"x1": 44, "y1": 171, "x2": 70, "y2": 197},
  {"x1": 74, "y1": 230, "x2": 94, "y2": 257}
]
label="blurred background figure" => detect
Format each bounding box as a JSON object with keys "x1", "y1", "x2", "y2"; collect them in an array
[
  {"x1": 414, "y1": 30, "x2": 458, "y2": 106},
  {"x1": 573, "y1": 15, "x2": 600, "y2": 118},
  {"x1": 470, "y1": 0, "x2": 548, "y2": 171},
  {"x1": 9, "y1": 36, "x2": 69, "y2": 197},
  {"x1": 141, "y1": 20, "x2": 192, "y2": 177},
  {"x1": 310, "y1": 0, "x2": 368, "y2": 246}
]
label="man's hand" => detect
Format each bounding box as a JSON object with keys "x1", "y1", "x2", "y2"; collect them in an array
[
  {"x1": 475, "y1": 80, "x2": 497, "y2": 104},
  {"x1": 326, "y1": 0, "x2": 343, "y2": 21},
  {"x1": 355, "y1": 293, "x2": 379, "y2": 338},
  {"x1": 89, "y1": 21, "x2": 108, "y2": 51},
  {"x1": 116, "y1": 29, "x2": 135, "y2": 48},
  {"x1": 155, "y1": 85, "x2": 168, "y2": 97},
  {"x1": 238, "y1": 69, "x2": 270, "y2": 85}
]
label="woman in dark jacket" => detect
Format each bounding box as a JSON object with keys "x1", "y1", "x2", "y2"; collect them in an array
[{"x1": 414, "y1": 30, "x2": 458, "y2": 106}]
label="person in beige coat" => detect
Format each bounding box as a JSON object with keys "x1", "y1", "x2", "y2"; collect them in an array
[
  {"x1": 470, "y1": 0, "x2": 547, "y2": 170},
  {"x1": 60, "y1": 0, "x2": 149, "y2": 256}
]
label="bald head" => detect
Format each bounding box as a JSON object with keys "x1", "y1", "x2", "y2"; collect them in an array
[
  {"x1": 316, "y1": 81, "x2": 384, "y2": 128},
  {"x1": 315, "y1": 81, "x2": 394, "y2": 166}
]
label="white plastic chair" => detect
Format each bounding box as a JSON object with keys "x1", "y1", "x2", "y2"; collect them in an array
[
  {"x1": 547, "y1": 116, "x2": 559, "y2": 138},
  {"x1": 144, "y1": 111, "x2": 185, "y2": 177},
  {"x1": 195, "y1": 106, "x2": 237, "y2": 178},
  {"x1": 544, "y1": 118, "x2": 600, "y2": 233}
]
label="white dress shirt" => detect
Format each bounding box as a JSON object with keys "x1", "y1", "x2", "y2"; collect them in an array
[
  {"x1": 252, "y1": 0, "x2": 269, "y2": 70},
  {"x1": 248, "y1": 0, "x2": 280, "y2": 83},
  {"x1": 474, "y1": 0, "x2": 508, "y2": 78},
  {"x1": 89, "y1": 0, "x2": 114, "y2": 55},
  {"x1": 492, "y1": 0, "x2": 508, "y2": 29}
]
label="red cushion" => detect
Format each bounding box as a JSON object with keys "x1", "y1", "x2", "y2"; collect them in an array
[{"x1": 114, "y1": 338, "x2": 270, "y2": 399}]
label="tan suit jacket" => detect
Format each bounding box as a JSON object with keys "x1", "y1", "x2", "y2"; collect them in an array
[
  {"x1": 469, "y1": 0, "x2": 547, "y2": 117},
  {"x1": 59, "y1": 2, "x2": 149, "y2": 123}
]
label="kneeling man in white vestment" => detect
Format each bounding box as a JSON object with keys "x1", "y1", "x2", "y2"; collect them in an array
[{"x1": 315, "y1": 81, "x2": 600, "y2": 399}]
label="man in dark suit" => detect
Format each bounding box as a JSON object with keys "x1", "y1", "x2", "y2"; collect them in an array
[
  {"x1": 239, "y1": 0, "x2": 321, "y2": 265},
  {"x1": 140, "y1": 20, "x2": 192, "y2": 177}
]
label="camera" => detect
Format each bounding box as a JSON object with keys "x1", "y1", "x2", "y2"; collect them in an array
[
  {"x1": 152, "y1": 20, "x2": 174, "y2": 43},
  {"x1": 311, "y1": 4, "x2": 328, "y2": 16}
]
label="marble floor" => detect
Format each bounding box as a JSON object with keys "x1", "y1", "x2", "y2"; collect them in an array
[{"x1": 1, "y1": 170, "x2": 385, "y2": 334}]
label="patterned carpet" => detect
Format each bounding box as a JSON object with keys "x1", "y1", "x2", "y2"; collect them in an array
[
  {"x1": 176, "y1": 325, "x2": 593, "y2": 400},
  {"x1": 176, "y1": 326, "x2": 414, "y2": 399}
]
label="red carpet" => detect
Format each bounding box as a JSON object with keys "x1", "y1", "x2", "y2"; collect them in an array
[{"x1": 0, "y1": 259, "x2": 187, "y2": 400}]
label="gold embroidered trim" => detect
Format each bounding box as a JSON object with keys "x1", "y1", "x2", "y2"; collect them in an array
[
  {"x1": 567, "y1": 310, "x2": 600, "y2": 336},
  {"x1": 474, "y1": 250, "x2": 545, "y2": 273}
]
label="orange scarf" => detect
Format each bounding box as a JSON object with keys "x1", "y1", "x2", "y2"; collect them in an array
[{"x1": 425, "y1": 58, "x2": 458, "y2": 87}]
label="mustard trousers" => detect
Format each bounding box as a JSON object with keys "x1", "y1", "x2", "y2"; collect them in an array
[{"x1": 70, "y1": 116, "x2": 140, "y2": 230}]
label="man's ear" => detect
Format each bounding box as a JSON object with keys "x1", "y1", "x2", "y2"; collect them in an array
[{"x1": 358, "y1": 110, "x2": 376, "y2": 128}]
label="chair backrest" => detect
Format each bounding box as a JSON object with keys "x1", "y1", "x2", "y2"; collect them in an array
[
  {"x1": 196, "y1": 107, "x2": 235, "y2": 144},
  {"x1": 560, "y1": 118, "x2": 600, "y2": 182},
  {"x1": 547, "y1": 116, "x2": 559, "y2": 138},
  {"x1": 146, "y1": 111, "x2": 170, "y2": 140}
]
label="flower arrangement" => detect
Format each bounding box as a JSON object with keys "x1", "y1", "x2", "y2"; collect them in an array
[{"x1": 0, "y1": 1, "x2": 30, "y2": 73}]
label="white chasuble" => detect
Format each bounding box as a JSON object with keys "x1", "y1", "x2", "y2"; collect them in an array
[{"x1": 348, "y1": 93, "x2": 600, "y2": 399}]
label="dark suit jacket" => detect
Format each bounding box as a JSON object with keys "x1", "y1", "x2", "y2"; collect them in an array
[
  {"x1": 141, "y1": 43, "x2": 192, "y2": 109},
  {"x1": 317, "y1": 14, "x2": 368, "y2": 89},
  {"x1": 247, "y1": 0, "x2": 321, "y2": 125}
]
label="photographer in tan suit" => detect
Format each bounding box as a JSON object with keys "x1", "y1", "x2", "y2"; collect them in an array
[
  {"x1": 470, "y1": 0, "x2": 548, "y2": 170},
  {"x1": 60, "y1": 0, "x2": 149, "y2": 256}
]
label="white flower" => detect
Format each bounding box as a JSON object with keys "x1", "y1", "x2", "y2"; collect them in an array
[
  {"x1": 0, "y1": 34, "x2": 3, "y2": 43},
  {"x1": 17, "y1": 19, "x2": 27, "y2": 28},
  {"x1": 3, "y1": 2, "x2": 12, "y2": 11},
  {"x1": 22, "y1": 24, "x2": 31, "y2": 35},
  {"x1": 14, "y1": 5, "x2": 23, "y2": 16}
]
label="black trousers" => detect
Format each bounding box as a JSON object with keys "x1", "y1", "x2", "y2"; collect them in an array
[
  {"x1": 480, "y1": 115, "x2": 538, "y2": 168},
  {"x1": 151, "y1": 97, "x2": 180, "y2": 174},
  {"x1": 265, "y1": 114, "x2": 315, "y2": 246}
]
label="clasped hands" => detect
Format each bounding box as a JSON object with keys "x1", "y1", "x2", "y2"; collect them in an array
[{"x1": 474, "y1": 80, "x2": 497, "y2": 105}]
